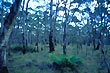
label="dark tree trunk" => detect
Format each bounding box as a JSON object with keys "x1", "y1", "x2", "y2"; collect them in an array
[
  {"x1": 22, "y1": 32, "x2": 26, "y2": 54},
  {"x1": 49, "y1": 0, "x2": 54, "y2": 53},
  {"x1": 92, "y1": 27, "x2": 96, "y2": 50},
  {"x1": 36, "y1": 33, "x2": 39, "y2": 52},
  {"x1": 22, "y1": 0, "x2": 26, "y2": 54},
  {"x1": 0, "y1": 49, "x2": 3, "y2": 67},
  {"x1": 54, "y1": 38, "x2": 57, "y2": 46},
  {"x1": 63, "y1": 32, "x2": 66, "y2": 55},
  {"x1": 49, "y1": 31, "x2": 54, "y2": 52}
]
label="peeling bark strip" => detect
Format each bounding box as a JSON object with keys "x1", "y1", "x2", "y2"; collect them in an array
[{"x1": 0, "y1": 0, "x2": 22, "y2": 73}]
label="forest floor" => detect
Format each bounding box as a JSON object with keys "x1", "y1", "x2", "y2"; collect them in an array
[{"x1": 7, "y1": 44, "x2": 110, "y2": 73}]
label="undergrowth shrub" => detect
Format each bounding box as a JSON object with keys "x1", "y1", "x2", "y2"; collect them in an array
[
  {"x1": 9, "y1": 45, "x2": 37, "y2": 53},
  {"x1": 49, "y1": 52, "x2": 83, "y2": 72},
  {"x1": 9, "y1": 45, "x2": 23, "y2": 53}
]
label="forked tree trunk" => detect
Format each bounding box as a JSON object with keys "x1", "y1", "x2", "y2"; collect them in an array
[
  {"x1": 0, "y1": 0, "x2": 22, "y2": 73},
  {"x1": 100, "y1": 12, "x2": 110, "y2": 73}
]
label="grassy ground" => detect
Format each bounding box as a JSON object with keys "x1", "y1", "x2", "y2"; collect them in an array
[{"x1": 7, "y1": 44, "x2": 110, "y2": 73}]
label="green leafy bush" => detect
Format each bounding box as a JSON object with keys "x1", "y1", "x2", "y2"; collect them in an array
[
  {"x1": 49, "y1": 52, "x2": 82, "y2": 71},
  {"x1": 68, "y1": 56, "x2": 82, "y2": 66}
]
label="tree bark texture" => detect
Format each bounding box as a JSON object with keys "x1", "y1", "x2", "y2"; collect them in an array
[{"x1": 0, "y1": 0, "x2": 22, "y2": 73}]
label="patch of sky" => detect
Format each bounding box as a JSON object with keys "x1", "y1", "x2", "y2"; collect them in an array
[
  {"x1": 83, "y1": 19, "x2": 87, "y2": 24},
  {"x1": 0, "y1": 23, "x2": 1, "y2": 28},
  {"x1": 74, "y1": 11, "x2": 82, "y2": 21},
  {"x1": 58, "y1": 10, "x2": 64, "y2": 16},
  {"x1": 14, "y1": 25, "x2": 18, "y2": 29},
  {"x1": 34, "y1": 26, "x2": 37, "y2": 29},
  {"x1": 2, "y1": 0, "x2": 105, "y2": 28},
  {"x1": 79, "y1": 3, "x2": 87, "y2": 11},
  {"x1": 69, "y1": 22, "x2": 75, "y2": 27},
  {"x1": 108, "y1": 4, "x2": 110, "y2": 14},
  {"x1": 70, "y1": 3, "x2": 79, "y2": 9},
  {"x1": 82, "y1": 12, "x2": 89, "y2": 19},
  {"x1": 19, "y1": 26, "x2": 22, "y2": 29},
  {"x1": 28, "y1": 24, "x2": 31, "y2": 27}
]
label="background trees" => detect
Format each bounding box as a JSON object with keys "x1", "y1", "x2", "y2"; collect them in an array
[
  {"x1": 0, "y1": 0, "x2": 110, "y2": 73},
  {"x1": 0, "y1": 0, "x2": 109, "y2": 50}
]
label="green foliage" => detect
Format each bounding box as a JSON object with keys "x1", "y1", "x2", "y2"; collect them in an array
[
  {"x1": 9, "y1": 45, "x2": 37, "y2": 53},
  {"x1": 68, "y1": 56, "x2": 82, "y2": 66},
  {"x1": 49, "y1": 52, "x2": 67, "y2": 64},
  {"x1": 49, "y1": 52, "x2": 82, "y2": 68}
]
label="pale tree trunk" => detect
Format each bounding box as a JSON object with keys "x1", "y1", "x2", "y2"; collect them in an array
[
  {"x1": 43, "y1": 10, "x2": 49, "y2": 45},
  {"x1": 25, "y1": 0, "x2": 30, "y2": 46},
  {"x1": 49, "y1": 0, "x2": 54, "y2": 53},
  {"x1": 36, "y1": 16, "x2": 40, "y2": 52},
  {"x1": 0, "y1": 0, "x2": 22, "y2": 73},
  {"x1": 96, "y1": 3, "x2": 110, "y2": 73},
  {"x1": 63, "y1": 0, "x2": 68, "y2": 55},
  {"x1": 22, "y1": 0, "x2": 30, "y2": 54},
  {"x1": 53, "y1": 0, "x2": 59, "y2": 46},
  {"x1": 100, "y1": 12, "x2": 110, "y2": 73}
]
